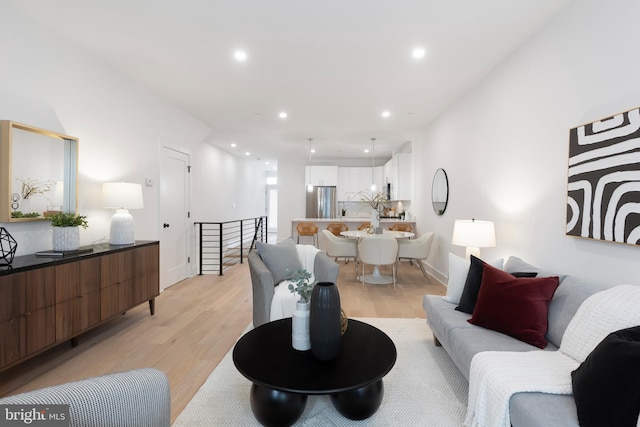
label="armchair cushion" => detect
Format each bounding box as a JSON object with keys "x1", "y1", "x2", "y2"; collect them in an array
[{"x1": 256, "y1": 240, "x2": 301, "y2": 284}]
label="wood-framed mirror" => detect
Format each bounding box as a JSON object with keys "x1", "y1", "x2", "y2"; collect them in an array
[
  {"x1": 432, "y1": 168, "x2": 449, "y2": 215},
  {"x1": 0, "y1": 121, "x2": 78, "y2": 222}
]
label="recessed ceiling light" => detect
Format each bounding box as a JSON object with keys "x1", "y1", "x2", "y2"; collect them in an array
[
  {"x1": 382, "y1": 111, "x2": 391, "y2": 118},
  {"x1": 245, "y1": 151, "x2": 250, "y2": 156},
  {"x1": 279, "y1": 112, "x2": 288, "y2": 119},
  {"x1": 412, "y1": 47, "x2": 426, "y2": 59},
  {"x1": 230, "y1": 143, "x2": 237, "y2": 148},
  {"x1": 265, "y1": 161, "x2": 270, "y2": 165},
  {"x1": 364, "y1": 149, "x2": 370, "y2": 153},
  {"x1": 310, "y1": 149, "x2": 316, "y2": 154},
  {"x1": 234, "y1": 50, "x2": 248, "y2": 61}
]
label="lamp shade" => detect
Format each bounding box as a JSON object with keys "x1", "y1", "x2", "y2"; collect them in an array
[
  {"x1": 452, "y1": 219, "x2": 496, "y2": 248},
  {"x1": 102, "y1": 182, "x2": 144, "y2": 209}
]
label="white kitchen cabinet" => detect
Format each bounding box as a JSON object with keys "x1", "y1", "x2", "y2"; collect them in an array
[
  {"x1": 349, "y1": 168, "x2": 361, "y2": 195},
  {"x1": 394, "y1": 153, "x2": 412, "y2": 200},
  {"x1": 383, "y1": 153, "x2": 412, "y2": 200},
  {"x1": 337, "y1": 167, "x2": 386, "y2": 201},
  {"x1": 373, "y1": 166, "x2": 384, "y2": 194},
  {"x1": 337, "y1": 167, "x2": 350, "y2": 201},
  {"x1": 305, "y1": 165, "x2": 338, "y2": 186}
]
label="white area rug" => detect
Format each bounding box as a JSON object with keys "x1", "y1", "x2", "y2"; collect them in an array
[{"x1": 172, "y1": 317, "x2": 468, "y2": 426}]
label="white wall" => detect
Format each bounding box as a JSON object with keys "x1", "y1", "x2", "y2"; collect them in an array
[
  {"x1": 191, "y1": 140, "x2": 266, "y2": 222},
  {"x1": 277, "y1": 159, "x2": 307, "y2": 242},
  {"x1": 415, "y1": 0, "x2": 640, "y2": 286},
  {"x1": 0, "y1": 6, "x2": 264, "y2": 257}
]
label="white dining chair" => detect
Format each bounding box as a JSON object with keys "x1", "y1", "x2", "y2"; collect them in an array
[
  {"x1": 321, "y1": 230, "x2": 357, "y2": 272},
  {"x1": 397, "y1": 232, "x2": 434, "y2": 282},
  {"x1": 357, "y1": 237, "x2": 399, "y2": 288}
]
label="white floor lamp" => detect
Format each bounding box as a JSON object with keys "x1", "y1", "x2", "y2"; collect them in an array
[{"x1": 102, "y1": 182, "x2": 144, "y2": 245}]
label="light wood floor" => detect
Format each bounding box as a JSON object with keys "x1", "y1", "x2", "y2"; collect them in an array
[{"x1": 0, "y1": 258, "x2": 445, "y2": 423}]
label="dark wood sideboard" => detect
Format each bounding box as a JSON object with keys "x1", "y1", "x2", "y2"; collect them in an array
[{"x1": 0, "y1": 240, "x2": 159, "y2": 372}]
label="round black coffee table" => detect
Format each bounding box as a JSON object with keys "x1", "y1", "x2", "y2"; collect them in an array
[{"x1": 233, "y1": 318, "x2": 397, "y2": 427}]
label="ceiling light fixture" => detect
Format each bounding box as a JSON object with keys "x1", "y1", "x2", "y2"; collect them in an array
[
  {"x1": 382, "y1": 111, "x2": 391, "y2": 118},
  {"x1": 230, "y1": 143, "x2": 237, "y2": 148},
  {"x1": 245, "y1": 151, "x2": 250, "y2": 156},
  {"x1": 234, "y1": 50, "x2": 248, "y2": 61},
  {"x1": 364, "y1": 149, "x2": 370, "y2": 153},
  {"x1": 279, "y1": 112, "x2": 288, "y2": 119},
  {"x1": 370, "y1": 137, "x2": 377, "y2": 192},
  {"x1": 307, "y1": 138, "x2": 314, "y2": 192},
  {"x1": 412, "y1": 47, "x2": 426, "y2": 59}
]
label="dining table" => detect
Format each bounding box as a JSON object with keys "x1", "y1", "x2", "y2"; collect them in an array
[{"x1": 340, "y1": 230, "x2": 415, "y2": 284}]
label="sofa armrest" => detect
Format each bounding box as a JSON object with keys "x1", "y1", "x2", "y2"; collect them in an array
[
  {"x1": 0, "y1": 368, "x2": 170, "y2": 427},
  {"x1": 248, "y1": 251, "x2": 276, "y2": 327},
  {"x1": 314, "y1": 251, "x2": 340, "y2": 284}
]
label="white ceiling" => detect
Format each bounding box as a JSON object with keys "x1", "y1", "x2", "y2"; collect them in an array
[{"x1": 7, "y1": 0, "x2": 572, "y2": 167}]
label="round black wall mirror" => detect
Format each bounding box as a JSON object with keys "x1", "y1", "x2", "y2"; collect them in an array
[{"x1": 431, "y1": 168, "x2": 448, "y2": 215}]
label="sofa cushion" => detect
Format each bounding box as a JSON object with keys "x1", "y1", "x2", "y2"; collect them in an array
[
  {"x1": 444, "y1": 252, "x2": 470, "y2": 304},
  {"x1": 448, "y1": 326, "x2": 553, "y2": 380},
  {"x1": 571, "y1": 325, "x2": 640, "y2": 427},
  {"x1": 456, "y1": 255, "x2": 503, "y2": 314},
  {"x1": 504, "y1": 256, "x2": 566, "y2": 282},
  {"x1": 468, "y1": 264, "x2": 560, "y2": 348},
  {"x1": 256, "y1": 240, "x2": 301, "y2": 284},
  {"x1": 510, "y1": 392, "x2": 579, "y2": 427}
]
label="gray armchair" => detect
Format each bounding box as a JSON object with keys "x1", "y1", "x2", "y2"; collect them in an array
[
  {"x1": 248, "y1": 248, "x2": 339, "y2": 327},
  {"x1": 0, "y1": 368, "x2": 170, "y2": 427}
]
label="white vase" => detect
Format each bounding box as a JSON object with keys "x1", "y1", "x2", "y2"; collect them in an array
[
  {"x1": 292, "y1": 300, "x2": 311, "y2": 351},
  {"x1": 52, "y1": 226, "x2": 80, "y2": 251},
  {"x1": 371, "y1": 208, "x2": 380, "y2": 232}
]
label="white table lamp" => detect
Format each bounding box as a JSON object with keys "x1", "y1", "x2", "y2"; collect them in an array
[
  {"x1": 452, "y1": 219, "x2": 496, "y2": 260},
  {"x1": 102, "y1": 182, "x2": 144, "y2": 245}
]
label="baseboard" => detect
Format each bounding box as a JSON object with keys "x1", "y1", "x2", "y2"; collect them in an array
[{"x1": 420, "y1": 260, "x2": 447, "y2": 287}]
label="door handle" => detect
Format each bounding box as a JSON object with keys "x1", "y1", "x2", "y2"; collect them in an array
[{"x1": 163, "y1": 223, "x2": 170, "y2": 228}]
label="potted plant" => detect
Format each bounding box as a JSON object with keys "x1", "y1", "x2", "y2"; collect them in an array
[
  {"x1": 49, "y1": 212, "x2": 88, "y2": 251},
  {"x1": 358, "y1": 190, "x2": 387, "y2": 233},
  {"x1": 287, "y1": 268, "x2": 314, "y2": 351}
]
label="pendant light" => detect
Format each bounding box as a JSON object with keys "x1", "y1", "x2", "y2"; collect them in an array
[
  {"x1": 307, "y1": 138, "x2": 314, "y2": 192},
  {"x1": 370, "y1": 138, "x2": 377, "y2": 192}
]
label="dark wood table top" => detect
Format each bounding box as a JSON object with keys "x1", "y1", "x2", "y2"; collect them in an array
[{"x1": 233, "y1": 318, "x2": 397, "y2": 395}]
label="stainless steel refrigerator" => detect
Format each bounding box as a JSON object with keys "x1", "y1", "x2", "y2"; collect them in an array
[{"x1": 306, "y1": 186, "x2": 337, "y2": 218}]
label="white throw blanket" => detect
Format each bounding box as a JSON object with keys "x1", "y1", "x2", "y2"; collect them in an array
[
  {"x1": 464, "y1": 284, "x2": 640, "y2": 427},
  {"x1": 270, "y1": 244, "x2": 320, "y2": 321}
]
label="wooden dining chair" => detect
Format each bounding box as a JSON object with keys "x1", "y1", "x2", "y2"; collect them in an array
[
  {"x1": 389, "y1": 223, "x2": 413, "y2": 232},
  {"x1": 296, "y1": 222, "x2": 318, "y2": 246},
  {"x1": 326, "y1": 222, "x2": 348, "y2": 236},
  {"x1": 358, "y1": 222, "x2": 372, "y2": 231}
]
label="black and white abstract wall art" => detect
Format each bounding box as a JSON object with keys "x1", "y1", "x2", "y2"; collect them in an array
[{"x1": 567, "y1": 107, "x2": 640, "y2": 246}]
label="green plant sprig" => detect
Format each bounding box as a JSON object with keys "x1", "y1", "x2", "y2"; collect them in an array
[
  {"x1": 48, "y1": 212, "x2": 88, "y2": 228},
  {"x1": 286, "y1": 268, "x2": 314, "y2": 303}
]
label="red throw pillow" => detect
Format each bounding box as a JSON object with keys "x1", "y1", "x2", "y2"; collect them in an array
[{"x1": 468, "y1": 263, "x2": 560, "y2": 348}]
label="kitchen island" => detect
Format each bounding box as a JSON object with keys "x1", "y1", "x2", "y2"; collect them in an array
[{"x1": 291, "y1": 217, "x2": 416, "y2": 249}]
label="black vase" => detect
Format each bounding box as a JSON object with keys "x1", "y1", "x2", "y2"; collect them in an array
[{"x1": 309, "y1": 282, "x2": 342, "y2": 361}]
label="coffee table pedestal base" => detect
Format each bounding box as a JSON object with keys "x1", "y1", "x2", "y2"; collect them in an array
[
  {"x1": 250, "y1": 380, "x2": 384, "y2": 426},
  {"x1": 331, "y1": 380, "x2": 384, "y2": 420},
  {"x1": 250, "y1": 384, "x2": 307, "y2": 427}
]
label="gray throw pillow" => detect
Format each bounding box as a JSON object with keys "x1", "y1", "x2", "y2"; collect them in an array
[{"x1": 256, "y1": 241, "x2": 302, "y2": 284}]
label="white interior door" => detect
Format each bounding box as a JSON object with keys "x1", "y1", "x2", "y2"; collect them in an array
[{"x1": 159, "y1": 146, "x2": 190, "y2": 290}]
